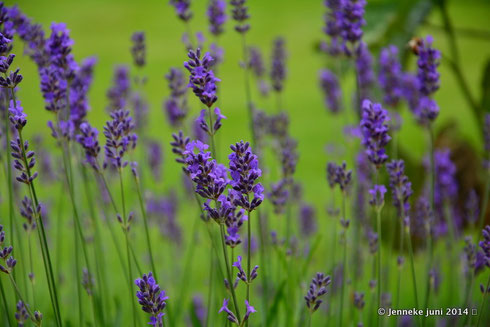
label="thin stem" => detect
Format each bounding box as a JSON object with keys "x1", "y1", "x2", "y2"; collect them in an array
[
  {"x1": 406, "y1": 225, "x2": 420, "y2": 314},
  {"x1": 134, "y1": 175, "x2": 158, "y2": 277},
  {"x1": 376, "y1": 208, "x2": 382, "y2": 327},
  {"x1": 246, "y1": 210, "x2": 252, "y2": 314},
  {"x1": 27, "y1": 233, "x2": 35, "y2": 307},
  {"x1": 476, "y1": 275, "x2": 490, "y2": 327},
  {"x1": 219, "y1": 223, "x2": 242, "y2": 324},
  {"x1": 339, "y1": 194, "x2": 347, "y2": 327},
  {"x1": 0, "y1": 277, "x2": 13, "y2": 327},
  {"x1": 8, "y1": 274, "x2": 40, "y2": 326}
]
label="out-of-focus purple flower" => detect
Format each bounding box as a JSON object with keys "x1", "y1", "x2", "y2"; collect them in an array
[
  {"x1": 14, "y1": 300, "x2": 29, "y2": 326},
  {"x1": 103, "y1": 109, "x2": 138, "y2": 169},
  {"x1": 378, "y1": 45, "x2": 403, "y2": 107},
  {"x1": 413, "y1": 96, "x2": 439, "y2": 126},
  {"x1": 130, "y1": 31, "x2": 146, "y2": 67},
  {"x1": 164, "y1": 67, "x2": 188, "y2": 128},
  {"x1": 0, "y1": 225, "x2": 17, "y2": 274},
  {"x1": 280, "y1": 136, "x2": 298, "y2": 180},
  {"x1": 386, "y1": 160, "x2": 413, "y2": 217},
  {"x1": 191, "y1": 294, "x2": 206, "y2": 326},
  {"x1": 401, "y1": 73, "x2": 420, "y2": 112},
  {"x1": 20, "y1": 196, "x2": 38, "y2": 232},
  {"x1": 169, "y1": 0, "x2": 192, "y2": 22},
  {"x1": 341, "y1": 0, "x2": 366, "y2": 54},
  {"x1": 479, "y1": 225, "x2": 490, "y2": 268},
  {"x1": 368, "y1": 184, "x2": 387, "y2": 208},
  {"x1": 465, "y1": 189, "x2": 479, "y2": 225},
  {"x1": 322, "y1": 0, "x2": 344, "y2": 56},
  {"x1": 268, "y1": 179, "x2": 289, "y2": 215},
  {"x1": 367, "y1": 228, "x2": 378, "y2": 254},
  {"x1": 147, "y1": 192, "x2": 182, "y2": 245},
  {"x1": 360, "y1": 99, "x2": 391, "y2": 168},
  {"x1": 463, "y1": 236, "x2": 477, "y2": 275},
  {"x1": 355, "y1": 42, "x2": 375, "y2": 107},
  {"x1": 82, "y1": 267, "x2": 94, "y2": 296},
  {"x1": 332, "y1": 161, "x2": 352, "y2": 193},
  {"x1": 106, "y1": 65, "x2": 130, "y2": 112},
  {"x1": 130, "y1": 91, "x2": 148, "y2": 130},
  {"x1": 230, "y1": 0, "x2": 250, "y2": 33},
  {"x1": 209, "y1": 43, "x2": 224, "y2": 70},
  {"x1": 208, "y1": 0, "x2": 227, "y2": 36},
  {"x1": 299, "y1": 203, "x2": 317, "y2": 238},
  {"x1": 304, "y1": 272, "x2": 331, "y2": 313},
  {"x1": 353, "y1": 292, "x2": 365, "y2": 310},
  {"x1": 135, "y1": 272, "x2": 168, "y2": 327},
  {"x1": 319, "y1": 69, "x2": 342, "y2": 113},
  {"x1": 228, "y1": 141, "x2": 263, "y2": 211},
  {"x1": 249, "y1": 47, "x2": 265, "y2": 78},
  {"x1": 415, "y1": 35, "x2": 440, "y2": 97},
  {"x1": 270, "y1": 37, "x2": 287, "y2": 93},
  {"x1": 69, "y1": 56, "x2": 97, "y2": 128},
  {"x1": 184, "y1": 49, "x2": 219, "y2": 107},
  {"x1": 326, "y1": 162, "x2": 337, "y2": 189},
  {"x1": 433, "y1": 149, "x2": 458, "y2": 208},
  {"x1": 147, "y1": 140, "x2": 163, "y2": 182}
]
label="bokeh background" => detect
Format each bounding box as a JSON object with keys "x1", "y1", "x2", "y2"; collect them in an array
[{"x1": 2, "y1": 0, "x2": 490, "y2": 325}]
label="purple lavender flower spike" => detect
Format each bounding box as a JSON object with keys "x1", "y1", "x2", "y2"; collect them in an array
[
  {"x1": 0, "y1": 225, "x2": 17, "y2": 274},
  {"x1": 378, "y1": 45, "x2": 403, "y2": 107},
  {"x1": 169, "y1": 0, "x2": 192, "y2": 22},
  {"x1": 20, "y1": 196, "x2": 38, "y2": 232},
  {"x1": 184, "y1": 48, "x2": 219, "y2": 107},
  {"x1": 10, "y1": 138, "x2": 38, "y2": 185},
  {"x1": 368, "y1": 229, "x2": 378, "y2": 254},
  {"x1": 69, "y1": 56, "x2": 97, "y2": 128},
  {"x1": 360, "y1": 99, "x2": 391, "y2": 168},
  {"x1": 106, "y1": 65, "x2": 130, "y2": 112},
  {"x1": 164, "y1": 67, "x2": 188, "y2": 127},
  {"x1": 243, "y1": 300, "x2": 257, "y2": 324},
  {"x1": 299, "y1": 203, "x2": 317, "y2": 238},
  {"x1": 465, "y1": 189, "x2": 479, "y2": 225},
  {"x1": 76, "y1": 122, "x2": 101, "y2": 172},
  {"x1": 341, "y1": 0, "x2": 366, "y2": 55},
  {"x1": 208, "y1": 0, "x2": 227, "y2": 36},
  {"x1": 268, "y1": 179, "x2": 289, "y2": 214},
  {"x1": 135, "y1": 272, "x2": 168, "y2": 327},
  {"x1": 333, "y1": 161, "x2": 352, "y2": 193},
  {"x1": 8, "y1": 99, "x2": 26, "y2": 130},
  {"x1": 386, "y1": 160, "x2": 413, "y2": 217},
  {"x1": 232, "y1": 255, "x2": 258, "y2": 284},
  {"x1": 131, "y1": 31, "x2": 145, "y2": 67},
  {"x1": 322, "y1": 0, "x2": 344, "y2": 56},
  {"x1": 147, "y1": 140, "x2": 163, "y2": 182},
  {"x1": 326, "y1": 162, "x2": 338, "y2": 189},
  {"x1": 228, "y1": 141, "x2": 263, "y2": 211},
  {"x1": 15, "y1": 301, "x2": 29, "y2": 326},
  {"x1": 355, "y1": 42, "x2": 375, "y2": 107},
  {"x1": 479, "y1": 225, "x2": 490, "y2": 268},
  {"x1": 192, "y1": 294, "x2": 207, "y2": 325},
  {"x1": 463, "y1": 236, "x2": 477, "y2": 275},
  {"x1": 45, "y1": 22, "x2": 77, "y2": 80},
  {"x1": 103, "y1": 109, "x2": 138, "y2": 169},
  {"x1": 413, "y1": 96, "x2": 439, "y2": 126},
  {"x1": 415, "y1": 35, "x2": 440, "y2": 97},
  {"x1": 270, "y1": 37, "x2": 287, "y2": 93},
  {"x1": 230, "y1": 0, "x2": 250, "y2": 33},
  {"x1": 319, "y1": 69, "x2": 342, "y2": 113},
  {"x1": 368, "y1": 184, "x2": 387, "y2": 208},
  {"x1": 170, "y1": 131, "x2": 190, "y2": 166},
  {"x1": 304, "y1": 272, "x2": 331, "y2": 313},
  {"x1": 0, "y1": 53, "x2": 15, "y2": 73},
  {"x1": 353, "y1": 292, "x2": 365, "y2": 310}
]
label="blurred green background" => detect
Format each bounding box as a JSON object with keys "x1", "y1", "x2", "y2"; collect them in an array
[{"x1": 2, "y1": 0, "x2": 490, "y2": 325}]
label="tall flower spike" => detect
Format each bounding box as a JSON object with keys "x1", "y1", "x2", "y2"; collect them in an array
[
  {"x1": 304, "y1": 272, "x2": 331, "y2": 313},
  {"x1": 76, "y1": 122, "x2": 101, "y2": 171},
  {"x1": 299, "y1": 203, "x2": 317, "y2": 238},
  {"x1": 11, "y1": 138, "x2": 38, "y2": 185},
  {"x1": 103, "y1": 109, "x2": 138, "y2": 169},
  {"x1": 106, "y1": 65, "x2": 130, "y2": 112},
  {"x1": 479, "y1": 225, "x2": 490, "y2": 268},
  {"x1": 69, "y1": 56, "x2": 97, "y2": 128},
  {"x1": 184, "y1": 48, "x2": 220, "y2": 107},
  {"x1": 270, "y1": 37, "x2": 287, "y2": 93},
  {"x1": 228, "y1": 141, "x2": 264, "y2": 211},
  {"x1": 322, "y1": 0, "x2": 344, "y2": 56},
  {"x1": 378, "y1": 45, "x2": 403, "y2": 107},
  {"x1": 386, "y1": 160, "x2": 413, "y2": 216},
  {"x1": 135, "y1": 272, "x2": 168, "y2": 327},
  {"x1": 319, "y1": 69, "x2": 342, "y2": 113},
  {"x1": 355, "y1": 42, "x2": 375, "y2": 107},
  {"x1": 169, "y1": 0, "x2": 192, "y2": 22},
  {"x1": 415, "y1": 35, "x2": 440, "y2": 97},
  {"x1": 164, "y1": 67, "x2": 188, "y2": 127},
  {"x1": 333, "y1": 161, "x2": 352, "y2": 193},
  {"x1": 230, "y1": 0, "x2": 250, "y2": 33},
  {"x1": 360, "y1": 99, "x2": 391, "y2": 168},
  {"x1": 130, "y1": 31, "x2": 146, "y2": 68},
  {"x1": 341, "y1": 0, "x2": 366, "y2": 55},
  {"x1": 0, "y1": 225, "x2": 17, "y2": 274},
  {"x1": 208, "y1": 0, "x2": 227, "y2": 36}
]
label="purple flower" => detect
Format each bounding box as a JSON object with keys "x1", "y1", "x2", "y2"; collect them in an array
[
  {"x1": 367, "y1": 229, "x2": 378, "y2": 254},
  {"x1": 304, "y1": 272, "x2": 331, "y2": 313},
  {"x1": 184, "y1": 140, "x2": 228, "y2": 200},
  {"x1": 0, "y1": 53, "x2": 15, "y2": 74},
  {"x1": 386, "y1": 160, "x2": 413, "y2": 216},
  {"x1": 465, "y1": 189, "x2": 479, "y2": 225},
  {"x1": 243, "y1": 300, "x2": 256, "y2": 323},
  {"x1": 319, "y1": 69, "x2": 342, "y2": 113},
  {"x1": 170, "y1": 131, "x2": 190, "y2": 166},
  {"x1": 360, "y1": 99, "x2": 391, "y2": 168},
  {"x1": 355, "y1": 42, "x2": 374, "y2": 107},
  {"x1": 20, "y1": 196, "x2": 38, "y2": 232},
  {"x1": 45, "y1": 22, "x2": 76, "y2": 79},
  {"x1": 479, "y1": 225, "x2": 490, "y2": 268},
  {"x1": 433, "y1": 149, "x2": 458, "y2": 208},
  {"x1": 415, "y1": 35, "x2": 440, "y2": 97},
  {"x1": 10, "y1": 137, "x2": 38, "y2": 185},
  {"x1": 130, "y1": 31, "x2": 145, "y2": 67},
  {"x1": 224, "y1": 204, "x2": 247, "y2": 247},
  {"x1": 135, "y1": 272, "x2": 168, "y2": 327},
  {"x1": 322, "y1": 0, "x2": 344, "y2": 56},
  {"x1": 164, "y1": 67, "x2": 188, "y2": 127},
  {"x1": 413, "y1": 96, "x2": 439, "y2": 126},
  {"x1": 228, "y1": 141, "x2": 263, "y2": 211},
  {"x1": 8, "y1": 99, "x2": 26, "y2": 130},
  {"x1": 191, "y1": 295, "x2": 206, "y2": 325},
  {"x1": 332, "y1": 161, "x2": 352, "y2": 193},
  {"x1": 196, "y1": 107, "x2": 226, "y2": 136},
  {"x1": 184, "y1": 49, "x2": 219, "y2": 107},
  {"x1": 368, "y1": 184, "x2": 387, "y2": 208},
  {"x1": 147, "y1": 140, "x2": 163, "y2": 182},
  {"x1": 230, "y1": 0, "x2": 250, "y2": 33},
  {"x1": 208, "y1": 0, "x2": 227, "y2": 36},
  {"x1": 69, "y1": 56, "x2": 97, "y2": 128},
  {"x1": 270, "y1": 37, "x2": 287, "y2": 93},
  {"x1": 463, "y1": 236, "x2": 477, "y2": 275},
  {"x1": 268, "y1": 179, "x2": 289, "y2": 214},
  {"x1": 169, "y1": 0, "x2": 192, "y2": 22},
  {"x1": 106, "y1": 65, "x2": 130, "y2": 112},
  {"x1": 353, "y1": 292, "x2": 365, "y2": 310},
  {"x1": 341, "y1": 0, "x2": 366, "y2": 54},
  {"x1": 0, "y1": 225, "x2": 16, "y2": 274},
  {"x1": 249, "y1": 47, "x2": 265, "y2": 77},
  {"x1": 147, "y1": 193, "x2": 182, "y2": 245},
  {"x1": 75, "y1": 122, "x2": 101, "y2": 171},
  {"x1": 378, "y1": 45, "x2": 403, "y2": 107},
  {"x1": 484, "y1": 114, "x2": 490, "y2": 153},
  {"x1": 299, "y1": 203, "x2": 317, "y2": 238},
  {"x1": 218, "y1": 298, "x2": 239, "y2": 324},
  {"x1": 280, "y1": 136, "x2": 298, "y2": 180},
  {"x1": 232, "y1": 255, "x2": 258, "y2": 283},
  {"x1": 103, "y1": 109, "x2": 138, "y2": 169}
]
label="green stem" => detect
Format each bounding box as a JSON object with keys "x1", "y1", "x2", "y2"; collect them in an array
[
  {"x1": 219, "y1": 223, "x2": 242, "y2": 324},
  {"x1": 246, "y1": 210, "x2": 252, "y2": 304},
  {"x1": 8, "y1": 274, "x2": 41, "y2": 326},
  {"x1": 0, "y1": 277, "x2": 13, "y2": 327},
  {"x1": 376, "y1": 207, "x2": 382, "y2": 327},
  {"x1": 339, "y1": 194, "x2": 347, "y2": 327},
  {"x1": 476, "y1": 275, "x2": 490, "y2": 327}
]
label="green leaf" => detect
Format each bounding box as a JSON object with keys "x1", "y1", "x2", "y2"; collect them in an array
[{"x1": 266, "y1": 280, "x2": 287, "y2": 327}]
